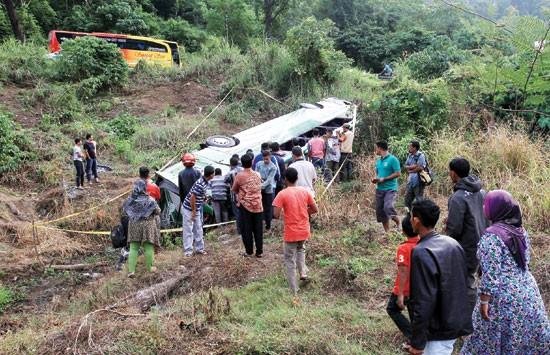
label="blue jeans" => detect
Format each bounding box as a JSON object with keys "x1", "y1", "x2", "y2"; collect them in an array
[
  {"x1": 311, "y1": 157, "x2": 324, "y2": 170},
  {"x1": 423, "y1": 339, "x2": 456, "y2": 354},
  {"x1": 85, "y1": 158, "x2": 98, "y2": 181}
]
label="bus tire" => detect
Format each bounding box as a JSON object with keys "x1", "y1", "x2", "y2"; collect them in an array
[{"x1": 205, "y1": 135, "x2": 237, "y2": 148}]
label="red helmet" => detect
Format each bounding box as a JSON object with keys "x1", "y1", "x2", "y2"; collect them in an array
[{"x1": 181, "y1": 153, "x2": 196, "y2": 167}]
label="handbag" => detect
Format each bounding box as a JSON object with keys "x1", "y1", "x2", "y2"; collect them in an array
[
  {"x1": 418, "y1": 155, "x2": 434, "y2": 186},
  {"x1": 110, "y1": 224, "x2": 127, "y2": 248}
]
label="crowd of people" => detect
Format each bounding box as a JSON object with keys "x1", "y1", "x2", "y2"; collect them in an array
[
  {"x1": 96, "y1": 121, "x2": 548, "y2": 353},
  {"x1": 382, "y1": 152, "x2": 549, "y2": 354}
]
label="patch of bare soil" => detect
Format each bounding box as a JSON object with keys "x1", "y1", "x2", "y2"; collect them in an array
[
  {"x1": 116, "y1": 80, "x2": 220, "y2": 118},
  {"x1": 0, "y1": 85, "x2": 42, "y2": 127}
]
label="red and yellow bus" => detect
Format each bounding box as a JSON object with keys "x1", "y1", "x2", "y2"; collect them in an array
[{"x1": 48, "y1": 30, "x2": 181, "y2": 68}]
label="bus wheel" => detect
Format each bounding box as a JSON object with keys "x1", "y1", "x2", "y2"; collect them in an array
[{"x1": 205, "y1": 135, "x2": 237, "y2": 148}]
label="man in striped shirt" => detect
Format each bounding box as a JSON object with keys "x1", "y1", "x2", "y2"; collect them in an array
[{"x1": 182, "y1": 165, "x2": 215, "y2": 257}]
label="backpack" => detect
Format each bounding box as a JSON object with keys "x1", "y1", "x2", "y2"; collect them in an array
[
  {"x1": 110, "y1": 224, "x2": 127, "y2": 248},
  {"x1": 416, "y1": 153, "x2": 434, "y2": 186}
]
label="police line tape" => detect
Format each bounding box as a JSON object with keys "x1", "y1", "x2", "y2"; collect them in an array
[
  {"x1": 36, "y1": 220, "x2": 236, "y2": 236},
  {"x1": 37, "y1": 189, "x2": 132, "y2": 226}
]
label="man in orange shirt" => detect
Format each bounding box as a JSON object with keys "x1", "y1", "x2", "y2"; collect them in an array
[
  {"x1": 273, "y1": 167, "x2": 318, "y2": 295},
  {"x1": 386, "y1": 213, "x2": 420, "y2": 343}
]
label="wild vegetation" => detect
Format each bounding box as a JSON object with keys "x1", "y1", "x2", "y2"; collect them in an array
[{"x1": 0, "y1": 0, "x2": 548, "y2": 353}]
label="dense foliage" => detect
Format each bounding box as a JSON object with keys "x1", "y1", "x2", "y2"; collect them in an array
[
  {"x1": 0, "y1": 0, "x2": 548, "y2": 136},
  {"x1": 0, "y1": 111, "x2": 34, "y2": 174},
  {"x1": 55, "y1": 36, "x2": 128, "y2": 97}
]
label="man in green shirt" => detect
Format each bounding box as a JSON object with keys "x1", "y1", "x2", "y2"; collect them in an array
[{"x1": 372, "y1": 140, "x2": 401, "y2": 232}]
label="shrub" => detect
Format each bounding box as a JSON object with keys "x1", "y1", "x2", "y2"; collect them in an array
[
  {"x1": 158, "y1": 18, "x2": 209, "y2": 53},
  {"x1": 285, "y1": 17, "x2": 352, "y2": 86},
  {"x1": 230, "y1": 41, "x2": 297, "y2": 97},
  {"x1": 0, "y1": 39, "x2": 52, "y2": 84},
  {"x1": 55, "y1": 36, "x2": 128, "y2": 94},
  {"x1": 108, "y1": 113, "x2": 138, "y2": 140},
  {"x1": 367, "y1": 81, "x2": 450, "y2": 140},
  {"x1": 0, "y1": 286, "x2": 15, "y2": 314},
  {"x1": 407, "y1": 50, "x2": 451, "y2": 82},
  {"x1": 0, "y1": 111, "x2": 34, "y2": 174}
]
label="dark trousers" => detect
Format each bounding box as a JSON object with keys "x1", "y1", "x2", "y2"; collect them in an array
[
  {"x1": 339, "y1": 153, "x2": 353, "y2": 182},
  {"x1": 404, "y1": 183, "x2": 425, "y2": 211},
  {"x1": 311, "y1": 157, "x2": 325, "y2": 170},
  {"x1": 86, "y1": 158, "x2": 98, "y2": 182},
  {"x1": 261, "y1": 191, "x2": 274, "y2": 230},
  {"x1": 231, "y1": 199, "x2": 241, "y2": 234},
  {"x1": 240, "y1": 206, "x2": 263, "y2": 256},
  {"x1": 326, "y1": 160, "x2": 339, "y2": 182},
  {"x1": 74, "y1": 160, "x2": 84, "y2": 187},
  {"x1": 386, "y1": 293, "x2": 412, "y2": 340}
]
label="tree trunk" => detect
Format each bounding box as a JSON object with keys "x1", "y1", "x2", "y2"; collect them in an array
[
  {"x1": 2, "y1": 0, "x2": 25, "y2": 42},
  {"x1": 50, "y1": 262, "x2": 108, "y2": 270},
  {"x1": 264, "y1": 0, "x2": 274, "y2": 38},
  {"x1": 126, "y1": 272, "x2": 191, "y2": 312}
]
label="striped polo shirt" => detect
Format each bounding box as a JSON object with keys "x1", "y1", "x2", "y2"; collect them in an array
[{"x1": 183, "y1": 177, "x2": 209, "y2": 211}]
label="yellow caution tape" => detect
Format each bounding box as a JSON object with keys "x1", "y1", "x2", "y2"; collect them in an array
[
  {"x1": 38, "y1": 189, "x2": 132, "y2": 226},
  {"x1": 36, "y1": 220, "x2": 236, "y2": 236},
  {"x1": 319, "y1": 155, "x2": 349, "y2": 200}
]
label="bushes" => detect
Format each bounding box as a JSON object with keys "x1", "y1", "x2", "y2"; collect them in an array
[
  {"x1": 108, "y1": 113, "x2": 138, "y2": 140},
  {"x1": 158, "y1": 18, "x2": 209, "y2": 53},
  {"x1": 0, "y1": 39, "x2": 51, "y2": 84},
  {"x1": 368, "y1": 81, "x2": 450, "y2": 140},
  {"x1": 0, "y1": 111, "x2": 34, "y2": 174},
  {"x1": 229, "y1": 41, "x2": 297, "y2": 97},
  {"x1": 285, "y1": 17, "x2": 352, "y2": 87},
  {"x1": 55, "y1": 36, "x2": 128, "y2": 95}
]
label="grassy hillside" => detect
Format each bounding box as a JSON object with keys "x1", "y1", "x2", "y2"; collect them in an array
[{"x1": 0, "y1": 0, "x2": 549, "y2": 353}]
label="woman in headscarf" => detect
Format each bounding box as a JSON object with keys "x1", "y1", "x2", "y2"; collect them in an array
[
  {"x1": 123, "y1": 179, "x2": 161, "y2": 277},
  {"x1": 461, "y1": 190, "x2": 549, "y2": 354}
]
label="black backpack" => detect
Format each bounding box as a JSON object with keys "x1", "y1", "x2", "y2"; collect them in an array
[{"x1": 110, "y1": 224, "x2": 127, "y2": 248}]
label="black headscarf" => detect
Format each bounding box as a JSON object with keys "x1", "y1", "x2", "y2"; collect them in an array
[{"x1": 123, "y1": 180, "x2": 158, "y2": 222}]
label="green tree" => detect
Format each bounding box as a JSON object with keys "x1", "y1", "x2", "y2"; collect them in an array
[
  {"x1": 204, "y1": 0, "x2": 259, "y2": 48},
  {"x1": 56, "y1": 36, "x2": 128, "y2": 95},
  {"x1": 158, "y1": 18, "x2": 209, "y2": 52},
  {"x1": 285, "y1": 16, "x2": 351, "y2": 85},
  {"x1": 93, "y1": 0, "x2": 150, "y2": 34}
]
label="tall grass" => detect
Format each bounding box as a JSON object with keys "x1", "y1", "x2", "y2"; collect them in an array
[{"x1": 429, "y1": 126, "x2": 550, "y2": 230}]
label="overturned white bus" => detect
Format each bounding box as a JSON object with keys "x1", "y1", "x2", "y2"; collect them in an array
[{"x1": 156, "y1": 97, "x2": 357, "y2": 227}]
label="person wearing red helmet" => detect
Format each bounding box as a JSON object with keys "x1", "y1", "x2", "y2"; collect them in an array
[{"x1": 178, "y1": 153, "x2": 201, "y2": 205}]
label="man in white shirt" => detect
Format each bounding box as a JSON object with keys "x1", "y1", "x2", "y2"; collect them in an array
[
  {"x1": 72, "y1": 138, "x2": 85, "y2": 190},
  {"x1": 288, "y1": 146, "x2": 317, "y2": 196}
]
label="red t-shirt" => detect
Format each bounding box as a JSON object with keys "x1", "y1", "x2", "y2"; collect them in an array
[
  {"x1": 147, "y1": 182, "x2": 161, "y2": 201},
  {"x1": 392, "y1": 237, "x2": 420, "y2": 296},
  {"x1": 272, "y1": 186, "x2": 315, "y2": 242}
]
